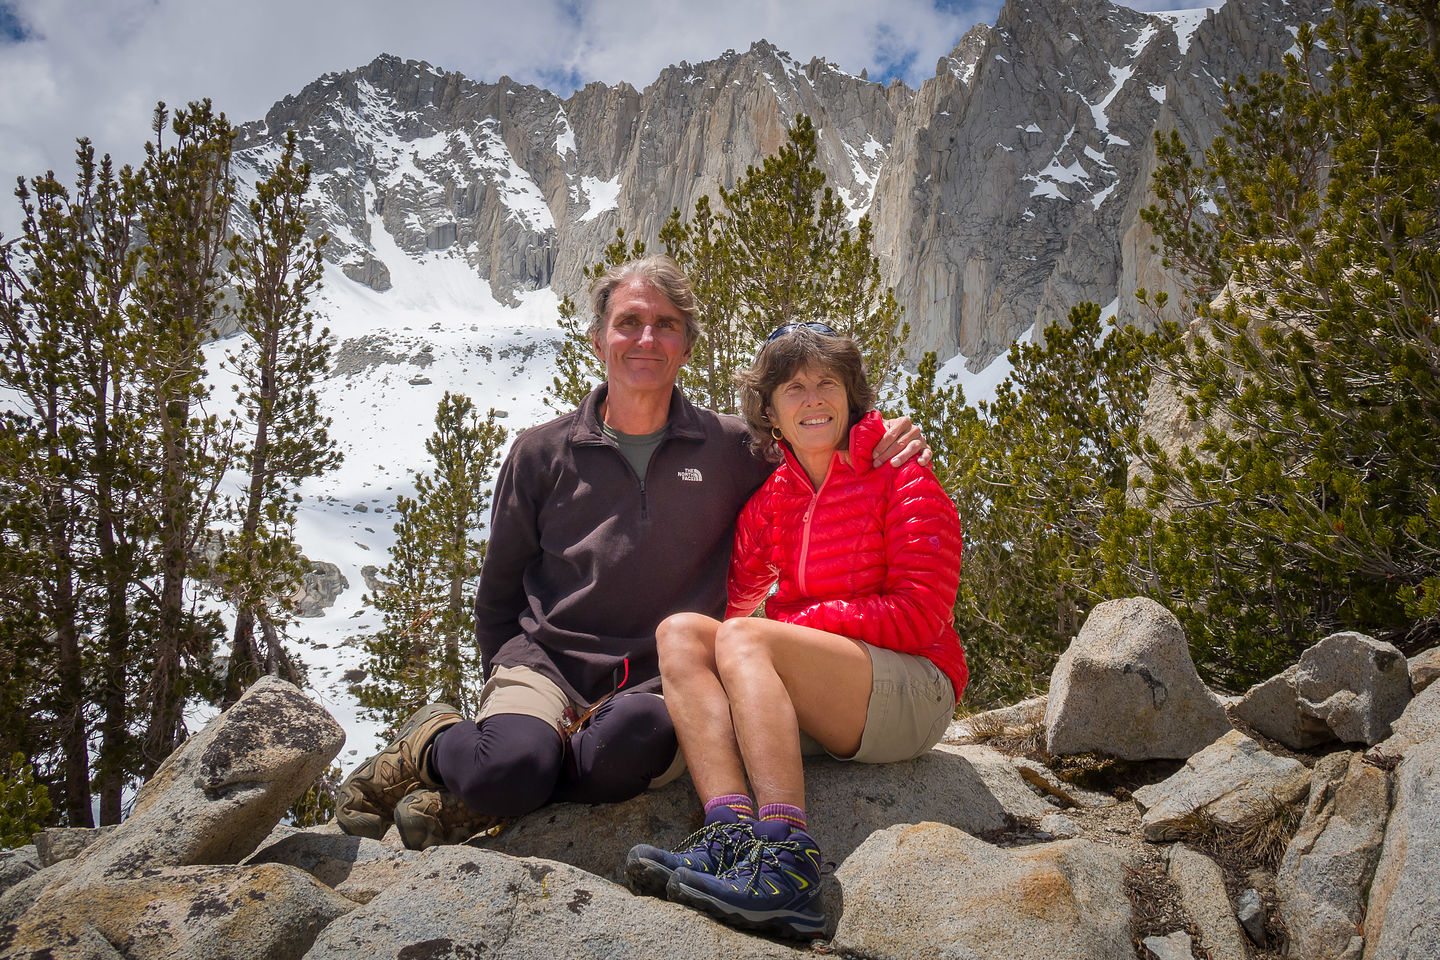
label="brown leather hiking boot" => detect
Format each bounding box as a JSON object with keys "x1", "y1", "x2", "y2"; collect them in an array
[
  {"x1": 394, "y1": 788, "x2": 504, "y2": 850},
  {"x1": 335, "y1": 702, "x2": 461, "y2": 840}
]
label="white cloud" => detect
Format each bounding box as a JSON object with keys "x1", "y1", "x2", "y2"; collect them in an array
[{"x1": 0, "y1": 0, "x2": 1004, "y2": 234}]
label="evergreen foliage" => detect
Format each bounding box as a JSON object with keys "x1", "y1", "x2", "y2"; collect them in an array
[
  {"x1": 0, "y1": 752, "x2": 51, "y2": 849},
  {"x1": 0, "y1": 100, "x2": 333, "y2": 824},
  {"x1": 357, "y1": 393, "x2": 506, "y2": 728},
  {"x1": 1127, "y1": 0, "x2": 1440, "y2": 679},
  {"x1": 216, "y1": 131, "x2": 340, "y2": 706},
  {"x1": 905, "y1": 307, "x2": 1163, "y2": 706},
  {"x1": 547, "y1": 116, "x2": 907, "y2": 414}
]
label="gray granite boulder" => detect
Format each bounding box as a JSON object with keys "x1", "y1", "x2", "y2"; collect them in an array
[
  {"x1": 1132, "y1": 730, "x2": 1311, "y2": 842},
  {"x1": 34, "y1": 826, "x2": 115, "y2": 868},
  {"x1": 1277, "y1": 751, "x2": 1389, "y2": 960},
  {"x1": 1236, "y1": 632, "x2": 1412, "y2": 749},
  {"x1": 1045, "y1": 597, "x2": 1232, "y2": 760},
  {"x1": 246, "y1": 825, "x2": 420, "y2": 905},
  {"x1": 0, "y1": 863, "x2": 352, "y2": 960},
  {"x1": 1363, "y1": 738, "x2": 1440, "y2": 960},
  {"x1": 1166, "y1": 844, "x2": 1247, "y2": 960},
  {"x1": 479, "y1": 743, "x2": 1018, "y2": 879},
  {"x1": 1372, "y1": 679, "x2": 1440, "y2": 760},
  {"x1": 58, "y1": 676, "x2": 344, "y2": 885},
  {"x1": 831, "y1": 822, "x2": 1133, "y2": 960},
  {"x1": 303, "y1": 845, "x2": 805, "y2": 959}
]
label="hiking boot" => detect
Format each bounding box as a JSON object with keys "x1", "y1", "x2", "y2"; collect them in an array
[
  {"x1": 393, "y1": 788, "x2": 503, "y2": 850},
  {"x1": 335, "y1": 702, "x2": 461, "y2": 840},
  {"x1": 623, "y1": 805, "x2": 755, "y2": 899},
  {"x1": 666, "y1": 819, "x2": 826, "y2": 940}
]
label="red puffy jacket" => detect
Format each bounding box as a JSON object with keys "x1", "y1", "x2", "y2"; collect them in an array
[{"x1": 727, "y1": 410, "x2": 968, "y2": 701}]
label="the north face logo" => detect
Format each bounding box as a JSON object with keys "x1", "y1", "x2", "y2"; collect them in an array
[{"x1": 676, "y1": 468, "x2": 703, "y2": 482}]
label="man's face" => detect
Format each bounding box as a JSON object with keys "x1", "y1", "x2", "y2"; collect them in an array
[{"x1": 593, "y1": 278, "x2": 690, "y2": 398}]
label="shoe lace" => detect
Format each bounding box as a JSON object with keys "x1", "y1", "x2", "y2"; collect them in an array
[
  {"x1": 728, "y1": 835, "x2": 812, "y2": 893},
  {"x1": 678, "y1": 818, "x2": 755, "y2": 861}
]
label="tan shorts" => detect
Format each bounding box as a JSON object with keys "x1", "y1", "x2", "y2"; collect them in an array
[
  {"x1": 799, "y1": 644, "x2": 955, "y2": 763},
  {"x1": 476, "y1": 663, "x2": 687, "y2": 788}
]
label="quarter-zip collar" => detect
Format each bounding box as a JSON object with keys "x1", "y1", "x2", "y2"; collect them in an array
[{"x1": 570, "y1": 384, "x2": 709, "y2": 447}]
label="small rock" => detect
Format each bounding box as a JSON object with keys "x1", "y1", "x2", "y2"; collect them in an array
[
  {"x1": 1410, "y1": 646, "x2": 1440, "y2": 694},
  {"x1": 1040, "y1": 812, "x2": 1082, "y2": 839},
  {"x1": 1236, "y1": 888, "x2": 1267, "y2": 945},
  {"x1": 1045, "y1": 597, "x2": 1232, "y2": 760},
  {"x1": 0, "y1": 846, "x2": 38, "y2": 897},
  {"x1": 1297, "y1": 632, "x2": 1412, "y2": 745},
  {"x1": 1132, "y1": 730, "x2": 1310, "y2": 842},
  {"x1": 3, "y1": 863, "x2": 353, "y2": 960},
  {"x1": 1142, "y1": 931, "x2": 1193, "y2": 960}
]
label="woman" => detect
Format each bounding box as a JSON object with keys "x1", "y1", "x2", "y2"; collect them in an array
[{"x1": 623, "y1": 322, "x2": 966, "y2": 939}]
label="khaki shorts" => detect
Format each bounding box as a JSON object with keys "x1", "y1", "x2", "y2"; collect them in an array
[
  {"x1": 799, "y1": 644, "x2": 955, "y2": 763},
  {"x1": 477, "y1": 663, "x2": 687, "y2": 788}
]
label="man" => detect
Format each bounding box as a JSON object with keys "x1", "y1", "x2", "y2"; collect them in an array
[{"x1": 337, "y1": 256, "x2": 926, "y2": 848}]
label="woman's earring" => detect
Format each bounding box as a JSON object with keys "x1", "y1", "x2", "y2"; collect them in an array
[{"x1": 771, "y1": 426, "x2": 784, "y2": 441}]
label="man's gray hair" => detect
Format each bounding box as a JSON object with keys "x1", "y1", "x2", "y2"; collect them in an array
[{"x1": 588, "y1": 255, "x2": 702, "y2": 349}]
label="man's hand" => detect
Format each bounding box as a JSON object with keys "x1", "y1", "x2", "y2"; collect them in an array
[{"x1": 875, "y1": 415, "x2": 932, "y2": 469}]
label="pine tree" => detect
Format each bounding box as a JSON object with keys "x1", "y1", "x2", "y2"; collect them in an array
[
  {"x1": 666, "y1": 115, "x2": 908, "y2": 412},
  {"x1": 129, "y1": 101, "x2": 237, "y2": 772},
  {"x1": 357, "y1": 393, "x2": 506, "y2": 728},
  {"x1": 1130, "y1": 0, "x2": 1440, "y2": 676},
  {"x1": 217, "y1": 131, "x2": 340, "y2": 706},
  {"x1": 0, "y1": 141, "x2": 145, "y2": 825},
  {"x1": 902, "y1": 308, "x2": 1163, "y2": 707},
  {"x1": 549, "y1": 116, "x2": 907, "y2": 415}
]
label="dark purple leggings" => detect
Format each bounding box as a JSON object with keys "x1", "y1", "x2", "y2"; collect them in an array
[{"x1": 429, "y1": 691, "x2": 679, "y2": 818}]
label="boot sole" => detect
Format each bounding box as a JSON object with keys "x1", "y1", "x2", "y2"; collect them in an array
[
  {"x1": 666, "y1": 875, "x2": 826, "y2": 940},
  {"x1": 623, "y1": 850, "x2": 675, "y2": 899}
]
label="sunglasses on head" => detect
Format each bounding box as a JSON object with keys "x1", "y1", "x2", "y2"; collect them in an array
[{"x1": 763, "y1": 321, "x2": 839, "y2": 345}]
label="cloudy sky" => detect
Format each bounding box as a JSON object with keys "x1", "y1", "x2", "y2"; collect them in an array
[{"x1": 0, "y1": 0, "x2": 1193, "y2": 234}]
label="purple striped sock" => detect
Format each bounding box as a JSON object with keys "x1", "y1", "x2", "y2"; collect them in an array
[
  {"x1": 703, "y1": 794, "x2": 755, "y2": 821},
  {"x1": 758, "y1": 802, "x2": 807, "y2": 832}
]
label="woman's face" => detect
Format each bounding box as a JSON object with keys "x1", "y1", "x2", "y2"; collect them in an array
[{"x1": 768, "y1": 364, "x2": 849, "y2": 460}]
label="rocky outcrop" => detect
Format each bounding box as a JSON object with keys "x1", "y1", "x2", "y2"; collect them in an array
[
  {"x1": 1277, "y1": 751, "x2": 1389, "y2": 960},
  {"x1": 831, "y1": 823, "x2": 1133, "y2": 960},
  {"x1": 291, "y1": 560, "x2": 350, "y2": 618},
  {"x1": 1363, "y1": 738, "x2": 1440, "y2": 960},
  {"x1": 1235, "y1": 631, "x2": 1414, "y2": 749},
  {"x1": 8, "y1": 614, "x2": 1438, "y2": 960},
  {"x1": 0, "y1": 677, "x2": 347, "y2": 959},
  {"x1": 231, "y1": 0, "x2": 1326, "y2": 371},
  {"x1": 1044, "y1": 597, "x2": 1232, "y2": 760},
  {"x1": 1410, "y1": 645, "x2": 1440, "y2": 694}
]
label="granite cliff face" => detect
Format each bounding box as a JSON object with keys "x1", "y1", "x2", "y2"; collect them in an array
[{"x1": 233, "y1": 0, "x2": 1330, "y2": 369}]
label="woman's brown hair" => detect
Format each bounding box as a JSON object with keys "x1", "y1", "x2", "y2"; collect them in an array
[{"x1": 736, "y1": 327, "x2": 876, "y2": 461}]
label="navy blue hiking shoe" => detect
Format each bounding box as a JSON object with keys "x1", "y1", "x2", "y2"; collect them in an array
[
  {"x1": 623, "y1": 806, "x2": 756, "y2": 899},
  {"x1": 666, "y1": 818, "x2": 826, "y2": 940}
]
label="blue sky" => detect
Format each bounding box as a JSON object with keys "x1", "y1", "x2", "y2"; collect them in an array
[{"x1": 0, "y1": 0, "x2": 1201, "y2": 234}]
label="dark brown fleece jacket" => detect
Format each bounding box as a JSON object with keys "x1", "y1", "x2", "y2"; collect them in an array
[{"x1": 474, "y1": 385, "x2": 772, "y2": 706}]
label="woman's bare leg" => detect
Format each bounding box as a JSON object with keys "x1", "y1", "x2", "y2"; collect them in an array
[
  {"x1": 655, "y1": 612, "x2": 749, "y2": 802},
  {"x1": 712, "y1": 617, "x2": 873, "y2": 808}
]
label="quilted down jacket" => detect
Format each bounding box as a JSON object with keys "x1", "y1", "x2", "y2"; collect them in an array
[{"x1": 727, "y1": 410, "x2": 968, "y2": 701}]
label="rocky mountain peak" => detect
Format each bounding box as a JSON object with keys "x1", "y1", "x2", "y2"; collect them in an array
[{"x1": 229, "y1": 0, "x2": 1327, "y2": 369}]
